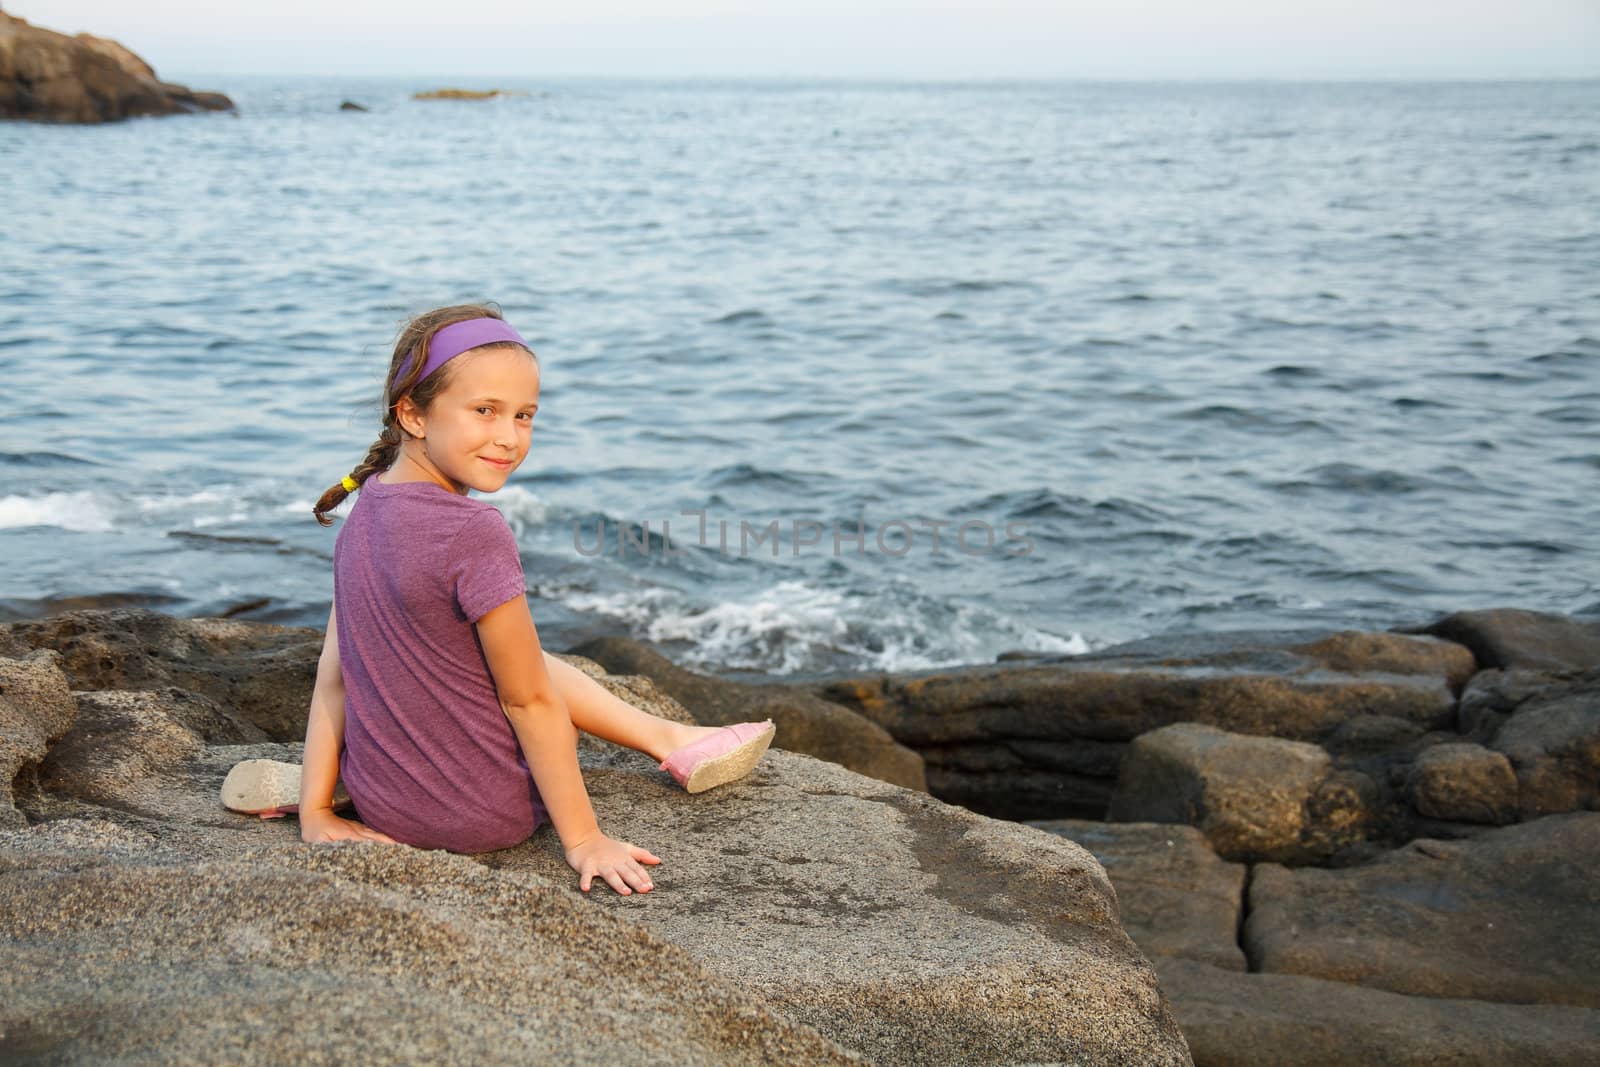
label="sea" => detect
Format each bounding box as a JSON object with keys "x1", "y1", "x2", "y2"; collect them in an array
[{"x1": 3, "y1": 77, "x2": 1597, "y2": 678}]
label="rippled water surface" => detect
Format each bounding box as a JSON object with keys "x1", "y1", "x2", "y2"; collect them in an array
[{"x1": 3, "y1": 78, "x2": 1597, "y2": 674}]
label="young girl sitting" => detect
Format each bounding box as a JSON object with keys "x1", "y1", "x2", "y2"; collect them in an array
[{"x1": 221, "y1": 303, "x2": 775, "y2": 896}]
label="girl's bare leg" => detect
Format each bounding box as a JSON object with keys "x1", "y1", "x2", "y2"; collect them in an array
[{"x1": 543, "y1": 652, "x2": 718, "y2": 761}]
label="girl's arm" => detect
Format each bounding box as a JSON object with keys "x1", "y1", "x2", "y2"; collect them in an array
[
  {"x1": 475, "y1": 594, "x2": 659, "y2": 895},
  {"x1": 299, "y1": 600, "x2": 397, "y2": 845}
]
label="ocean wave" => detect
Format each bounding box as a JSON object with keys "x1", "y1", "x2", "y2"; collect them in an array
[
  {"x1": 0, "y1": 450, "x2": 98, "y2": 467},
  {"x1": 0, "y1": 491, "x2": 116, "y2": 533},
  {"x1": 550, "y1": 577, "x2": 1087, "y2": 675},
  {"x1": 487, "y1": 485, "x2": 551, "y2": 535},
  {"x1": 704, "y1": 463, "x2": 819, "y2": 491},
  {"x1": 960, "y1": 488, "x2": 1171, "y2": 526},
  {"x1": 1273, "y1": 463, "x2": 1438, "y2": 496}
]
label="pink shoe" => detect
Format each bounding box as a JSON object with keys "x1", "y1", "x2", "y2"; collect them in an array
[{"x1": 658, "y1": 720, "x2": 776, "y2": 793}]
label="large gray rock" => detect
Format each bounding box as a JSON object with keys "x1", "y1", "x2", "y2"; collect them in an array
[
  {"x1": 1, "y1": 620, "x2": 1188, "y2": 1065},
  {"x1": 1244, "y1": 813, "x2": 1600, "y2": 1007},
  {"x1": 1156, "y1": 957, "x2": 1600, "y2": 1067},
  {"x1": 1032, "y1": 819, "x2": 1248, "y2": 970},
  {"x1": 0, "y1": 652, "x2": 77, "y2": 828},
  {"x1": 0, "y1": 12, "x2": 233, "y2": 123},
  {"x1": 494, "y1": 757, "x2": 1188, "y2": 1065},
  {"x1": 1419, "y1": 608, "x2": 1600, "y2": 673},
  {"x1": 1491, "y1": 670, "x2": 1600, "y2": 818},
  {"x1": 570, "y1": 636, "x2": 927, "y2": 791},
  {"x1": 1406, "y1": 742, "x2": 1518, "y2": 824},
  {"x1": 0, "y1": 821, "x2": 858, "y2": 1065},
  {"x1": 816, "y1": 628, "x2": 1464, "y2": 821},
  {"x1": 1108, "y1": 723, "x2": 1372, "y2": 864}
]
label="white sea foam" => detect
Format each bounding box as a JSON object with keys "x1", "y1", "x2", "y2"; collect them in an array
[
  {"x1": 0, "y1": 491, "x2": 116, "y2": 533},
  {"x1": 489, "y1": 486, "x2": 548, "y2": 534},
  {"x1": 134, "y1": 490, "x2": 225, "y2": 513},
  {"x1": 555, "y1": 577, "x2": 1090, "y2": 675},
  {"x1": 1, "y1": 486, "x2": 274, "y2": 536}
]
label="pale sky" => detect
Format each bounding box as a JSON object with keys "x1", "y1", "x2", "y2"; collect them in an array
[{"x1": 10, "y1": 1, "x2": 1598, "y2": 79}]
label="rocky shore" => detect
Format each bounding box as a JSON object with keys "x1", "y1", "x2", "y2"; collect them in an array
[
  {"x1": 2, "y1": 605, "x2": 1596, "y2": 1063},
  {"x1": 0, "y1": 11, "x2": 232, "y2": 123},
  {"x1": 579, "y1": 608, "x2": 1600, "y2": 1064}
]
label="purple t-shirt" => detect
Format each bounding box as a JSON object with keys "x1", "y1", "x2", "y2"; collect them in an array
[{"x1": 333, "y1": 476, "x2": 546, "y2": 853}]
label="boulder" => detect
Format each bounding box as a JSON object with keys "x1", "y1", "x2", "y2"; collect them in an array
[
  {"x1": 1491, "y1": 670, "x2": 1600, "y2": 818},
  {"x1": 0, "y1": 619, "x2": 1189, "y2": 1065},
  {"x1": 339, "y1": 99, "x2": 369, "y2": 111},
  {"x1": 1322, "y1": 714, "x2": 1425, "y2": 757},
  {"x1": 1031, "y1": 819, "x2": 1247, "y2": 970},
  {"x1": 816, "y1": 628, "x2": 1463, "y2": 821},
  {"x1": 570, "y1": 636, "x2": 926, "y2": 791},
  {"x1": 1244, "y1": 813, "x2": 1600, "y2": 1007},
  {"x1": 0, "y1": 821, "x2": 858, "y2": 1066},
  {"x1": 1156, "y1": 957, "x2": 1600, "y2": 1067},
  {"x1": 0, "y1": 609, "x2": 323, "y2": 740},
  {"x1": 0, "y1": 652, "x2": 76, "y2": 828},
  {"x1": 496, "y1": 757, "x2": 1188, "y2": 1065},
  {"x1": 1455, "y1": 667, "x2": 1569, "y2": 742},
  {"x1": 1108, "y1": 723, "x2": 1372, "y2": 863},
  {"x1": 1406, "y1": 742, "x2": 1517, "y2": 824},
  {"x1": 0, "y1": 12, "x2": 233, "y2": 123},
  {"x1": 1418, "y1": 608, "x2": 1600, "y2": 673}
]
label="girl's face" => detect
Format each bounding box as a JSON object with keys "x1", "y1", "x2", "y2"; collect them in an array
[{"x1": 398, "y1": 345, "x2": 541, "y2": 495}]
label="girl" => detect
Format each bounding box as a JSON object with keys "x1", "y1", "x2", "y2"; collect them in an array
[{"x1": 221, "y1": 303, "x2": 775, "y2": 896}]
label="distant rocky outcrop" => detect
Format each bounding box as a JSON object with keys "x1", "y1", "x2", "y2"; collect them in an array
[
  {"x1": 0, "y1": 11, "x2": 232, "y2": 123},
  {"x1": 0, "y1": 615, "x2": 1189, "y2": 1065},
  {"x1": 413, "y1": 88, "x2": 511, "y2": 101}
]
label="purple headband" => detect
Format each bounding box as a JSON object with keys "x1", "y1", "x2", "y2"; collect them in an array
[{"x1": 391, "y1": 317, "x2": 530, "y2": 394}]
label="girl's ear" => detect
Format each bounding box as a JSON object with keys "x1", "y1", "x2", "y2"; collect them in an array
[{"x1": 394, "y1": 395, "x2": 426, "y2": 439}]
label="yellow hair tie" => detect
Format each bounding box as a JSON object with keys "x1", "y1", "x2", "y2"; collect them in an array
[{"x1": 341, "y1": 476, "x2": 359, "y2": 492}]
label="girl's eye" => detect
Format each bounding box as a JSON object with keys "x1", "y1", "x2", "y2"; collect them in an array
[
  {"x1": 517, "y1": 412, "x2": 534, "y2": 422},
  {"x1": 476, "y1": 406, "x2": 494, "y2": 416}
]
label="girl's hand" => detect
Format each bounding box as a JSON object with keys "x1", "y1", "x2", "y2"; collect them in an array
[
  {"x1": 564, "y1": 832, "x2": 661, "y2": 895},
  {"x1": 299, "y1": 808, "x2": 401, "y2": 846}
]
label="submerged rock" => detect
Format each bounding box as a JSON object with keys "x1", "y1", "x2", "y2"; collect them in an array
[{"x1": 0, "y1": 12, "x2": 232, "y2": 123}]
